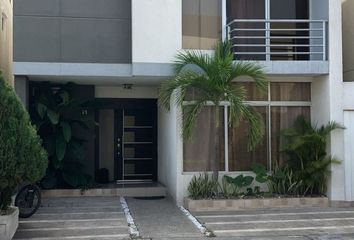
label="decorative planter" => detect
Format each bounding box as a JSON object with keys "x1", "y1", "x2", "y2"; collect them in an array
[
  {"x1": 0, "y1": 207, "x2": 19, "y2": 240},
  {"x1": 184, "y1": 197, "x2": 329, "y2": 212}
]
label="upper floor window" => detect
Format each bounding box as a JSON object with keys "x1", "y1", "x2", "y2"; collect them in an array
[{"x1": 182, "y1": 0, "x2": 222, "y2": 50}]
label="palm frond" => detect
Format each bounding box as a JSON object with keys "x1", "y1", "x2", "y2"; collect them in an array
[
  {"x1": 182, "y1": 100, "x2": 207, "y2": 140},
  {"x1": 231, "y1": 62, "x2": 267, "y2": 93},
  {"x1": 318, "y1": 121, "x2": 345, "y2": 137},
  {"x1": 213, "y1": 40, "x2": 234, "y2": 64},
  {"x1": 174, "y1": 50, "x2": 211, "y2": 75}
]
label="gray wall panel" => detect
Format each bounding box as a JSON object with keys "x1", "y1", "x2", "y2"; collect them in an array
[
  {"x1": 14, "y1": 0, "x2": 60, "y2": 16},
  {"x1": 61, "y1": 19, "x2": 131, "y2": 63},
  {"x1": 61, "y1": 0, "x2": 131, "y2": 19},
  {"x1": 14, "y1": 0, "x2": 132, "y2": 63},
  {"x1": 14, "y1": 17, "x2": 61, "y2": 62}
]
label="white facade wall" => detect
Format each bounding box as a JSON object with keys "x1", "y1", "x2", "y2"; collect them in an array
[
  {"x1": 131, "y1": 0, "x2": 182, "y2": 64},
  {"x1": 158, "y1": 104, "x2": 179, "y2": 200}
]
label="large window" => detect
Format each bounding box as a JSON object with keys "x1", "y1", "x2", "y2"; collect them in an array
[
  {"x1": 182, "y1": 0, "x2": 222, "y2": 50},
  {"x1": 183, "y1": 82, "x2": 311, "y2": 172}
]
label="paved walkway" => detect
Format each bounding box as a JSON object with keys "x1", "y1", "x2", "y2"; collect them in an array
[
  {"x1": 126, "y1": 197, "x2": 203, "y2": 240},
  {"x1": 13, "y1": 196, "x2": 354, "y2": 240},
  {"x1": 194, "y1": 207, "x2": 354, "y2": 239},
  {"x1": 13, "y1": 197, "x2": 130, "y2": 240}
]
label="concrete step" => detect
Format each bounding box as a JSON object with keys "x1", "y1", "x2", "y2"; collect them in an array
[
  {"x1": 14, "y1": 237, "x2": 130, "y2": 240},
  {"x1": 42, "y1": 186, "x2": 166, "y2": 198},
  {"x1": 20, "y1": 212, "x2": 125, "y2": 221},
  {"x1": 213, "y1": 226, "x2": 354, "y2": 237},
  {"x1": 14, "y1": 227, "x2": 129, "y2": 239},
  {"x1": 196, "y1": 211, "x2": 354, "y2": 223},
  {"x1": 36, "y1": 206, "x2": 121, "y2": 214},
  {"x1": 206, "y1": 218, "x2": 354, "y2": 230},
  {"x1": 40, "y1": 197, "x2": 121, "y2": 207},
  {"x1": 19, "y1": 219, "x2": 127, "y2": 230}
]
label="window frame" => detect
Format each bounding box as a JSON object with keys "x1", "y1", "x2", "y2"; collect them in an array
[{"x1": 182, "y1": 82, "x2": 311, "y2": 174}]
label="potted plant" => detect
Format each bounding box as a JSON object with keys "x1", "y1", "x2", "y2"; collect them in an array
[{"x1": 0, "y1": 73, "x2": 48, "y2": 239}]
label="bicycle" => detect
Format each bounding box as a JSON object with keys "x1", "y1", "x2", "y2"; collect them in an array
[{"x1": 14, "y1": 183, "x2": 41, "y2": 218}]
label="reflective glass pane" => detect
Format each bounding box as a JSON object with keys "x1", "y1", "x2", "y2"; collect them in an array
[
  {"x1": 183, "y1": 106, "x2": 225, "y2": 171},
  {"x1": 271, "y1": 106, "x2": 310, "y2": 167},
  {"x1": 271, "y1": 82, "x2": 311, "y2": 101},
  {"x1": 228, "y1": 107, "x2": 268, "y2": 171}
]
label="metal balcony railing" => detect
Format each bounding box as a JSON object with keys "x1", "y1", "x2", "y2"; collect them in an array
[{"x1": 226, "y1": 19, "x2": 328, "y2": 61}]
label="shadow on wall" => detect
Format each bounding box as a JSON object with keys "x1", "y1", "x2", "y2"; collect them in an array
[{"x1": 342, "y1": 0, "x2": 354, "y2": 82}]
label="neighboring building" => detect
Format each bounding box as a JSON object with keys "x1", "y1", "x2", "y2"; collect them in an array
[
  {"x1": 13, "y1": 0, "x2": 352, "y2": 205},
  {"x1": 342, "y1": 0, "x2": 354, "y2": 204},
  {"x1": 0, "y1": 0, "x2": 13, "y2": 85}
]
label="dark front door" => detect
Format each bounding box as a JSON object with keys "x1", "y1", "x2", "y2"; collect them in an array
[
  {"x1": 114, "y1": 102, "x2": 157, "y2": 182},
  {"x1": 96, "y1": 99, "x2": 157, "y2": 183}
]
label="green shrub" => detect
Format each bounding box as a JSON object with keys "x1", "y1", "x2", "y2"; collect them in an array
[
  {"x1": 188, "y1": 173, "x2": 218, "y2": 200},
  {"x1": 281, "y1": 115, "x2": 342, "y2": 195},
  {"x1": 30, "y1": 83, "x2": 94, "y2": 189},
  {"x1": 0, "y1": 74, "x2": 48, "y2": 210},
  {"x1": 251, "y1": 116, "x2": 343, "y2": 196}
]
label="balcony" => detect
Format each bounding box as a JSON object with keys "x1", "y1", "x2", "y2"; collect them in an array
[{"x1": 226, "y1": 19, "x2": 329, "y2": 75}]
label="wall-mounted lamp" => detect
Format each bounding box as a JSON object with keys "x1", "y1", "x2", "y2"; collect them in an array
[{"x1": 123, "y1": 84, "x2": 133, "y2": 90}]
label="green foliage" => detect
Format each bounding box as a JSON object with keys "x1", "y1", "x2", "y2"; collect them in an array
[
  {"x1": 221, "y1": 175, "x2": 254, "y2": 197},
  {"x1": 30, "y1": 83, "x2": 94, "y2": 189},
  {"x1": 281, "y1": 115, "x2": 343, "y2": 195},
  {"x1": 267, "y1": 165, "x2": 303, "y2": 195},
  {"x1": 251, "y1": 116, "x2": 343, "y2": 196},
  {"x1": 251, "y1": 162, "x2": 268, "y2": 183},
  {"x1": 0, "y1": 73, "x2": 48, "y2": 210},
  {"x1": 159, "y1": 41, "x2": 267, "y2": 149},
  {"x1": 159, "y1": 40, "x2": 267, "y2": 178},
  {"x1": 188, "y1": 173, "x2": 218, "y2": 200}
]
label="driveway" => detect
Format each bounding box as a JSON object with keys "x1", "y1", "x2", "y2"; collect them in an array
[
  {"x1": 194, "y1": 207, "x2": 354, "y2": 239},
  {"x1": 13, "y1": 196, "x2": 130, "y2": 240}
]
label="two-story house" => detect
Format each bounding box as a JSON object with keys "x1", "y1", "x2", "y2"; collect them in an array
[{"x1": 13, "y1": 0, "x2": 352, "y2": 206}]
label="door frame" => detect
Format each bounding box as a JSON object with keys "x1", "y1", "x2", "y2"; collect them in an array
[{"x1": 94, "y1": 99, "x2": 158, "y2": 182}]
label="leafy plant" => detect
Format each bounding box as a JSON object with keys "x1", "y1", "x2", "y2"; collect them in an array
[
  {"x1": 223, "y1": 175, "x2": 254, "y2": 196},
  {"x1": 0, "y1": 73, "x2": 48, "y2": 210},
  {"x1": 159, "y1": 40, "x2": 267, "y2": 178},
  {"x1": 188, "y1": 173, "x2": 218, "y2": 200},
  {"x1": 267, "y1": 165, "x2": 303, "y2": 195},
  {"x1": 30, "y1": 82, "x2": 94, "y2": 189},
  {"x1": 281, "y1": 115, "x2": 343, "y2": 195}
]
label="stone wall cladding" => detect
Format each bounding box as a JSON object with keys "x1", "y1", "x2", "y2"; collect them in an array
[{"x1": 184, "y1": 197, "x2": 329, "y2": 212}]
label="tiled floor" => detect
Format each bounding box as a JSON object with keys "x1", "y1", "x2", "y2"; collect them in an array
[
  {"x1": 194, "y1": 207, "x2": 354, "y2": 239},
  {"x1": 13, "y1": 197, "x2": 130, "y2": 240}
]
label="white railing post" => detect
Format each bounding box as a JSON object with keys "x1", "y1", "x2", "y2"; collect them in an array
[
  {"x1": 228, "y1": 19, "x2": 326, "y2": 61},
  {"x1": 322, "y1": 21, "x2": 327, "y2": 61},
  {"x1": 265, "y1": 20, "x2": 271, "y2": 61}
]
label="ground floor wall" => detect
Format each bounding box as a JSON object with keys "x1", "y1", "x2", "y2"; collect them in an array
[
  {"x1": 172, "y1": 76, "x2": 354, "y2": 206},
  {"x1": 158, "y1": 104, "x2": 178, "y2": 200}
]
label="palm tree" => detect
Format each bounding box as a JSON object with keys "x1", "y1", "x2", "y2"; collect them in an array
[
  {"x1": 281, "y1": 115, "x2": 344, "y2": 195},
  {"x1": 159, "y1": 41, "x2": 267, "y2": 178}
]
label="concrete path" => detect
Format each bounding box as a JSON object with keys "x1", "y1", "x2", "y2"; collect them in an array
[
  {"x1": 194, "y1": 207, "x2": 354, "y2": 239},
  {"x1": 126, "y1": 197, "x2": 204, "y2": 240},
  {"x1": 13, "y1": 196, "x2": 130, "y2": 240}
]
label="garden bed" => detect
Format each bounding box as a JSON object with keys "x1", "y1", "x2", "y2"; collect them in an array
[{"x1": 184, "y1": 196, "x2": 329, "y2": 212}]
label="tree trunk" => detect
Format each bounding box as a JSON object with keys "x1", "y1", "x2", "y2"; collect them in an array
[{"x1": 212, "y1": 107, "x2": 221, "y2": 180}]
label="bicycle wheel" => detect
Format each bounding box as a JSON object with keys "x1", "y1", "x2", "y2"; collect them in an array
[{"x1": 15, "y1": 184, "x2": 41, "y2": 218}]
